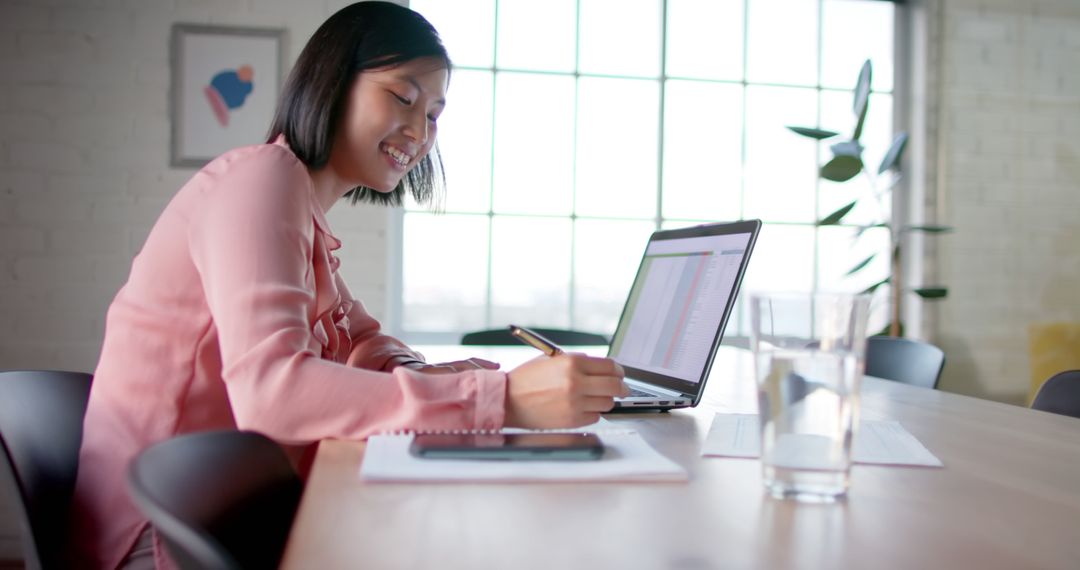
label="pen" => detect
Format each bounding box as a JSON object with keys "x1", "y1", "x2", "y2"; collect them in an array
[{"x1": 508, "y1": 325, "x2": 565, "y2": 357}]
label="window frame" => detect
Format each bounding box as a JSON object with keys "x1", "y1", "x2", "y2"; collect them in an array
[{"x1": 389, "y1": 0, "x2": 913, "y2": 343}]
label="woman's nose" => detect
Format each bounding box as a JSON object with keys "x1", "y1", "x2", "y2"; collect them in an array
[{"x1": 402, "y1": 110, "x2": 428, "y2": 145}]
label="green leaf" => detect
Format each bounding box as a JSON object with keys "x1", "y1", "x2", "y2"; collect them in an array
[
  {"x1": 787, "y1": 126, "x2": 839, "y2": 140},
  {"x1": 818, "y1": 201, "x2": 857, "y2": 225},
  {"x1": 852, "y1": 60, "x2": 872, "y2": 140},
  {"x1": 878, "y1": 132, "x2": 910, "y2": 174},
  {"x1": 855, "y1": 223, "x2": 889, "y2": 238},
  {"x1": 845, "y1": 254, "x2": 875, "y2": 276},
  {"x1": 903, "y1": 225, "x2": 953, "y2": 234},
  {"x1": 912, "y1": 287, "x2": 948, "y2": 299},
  {"x1": 820, "y1": 155, "x2": 863, "y2": 182},
  {"x1": 862, "y1": 277, "x2": 890, "y2": 295}
]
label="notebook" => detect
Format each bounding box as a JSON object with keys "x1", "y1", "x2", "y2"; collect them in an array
[
  {"x1": 607, "y1": 220, "x2": 761, "y2": 410},
  {"x1": 359, "y1": 419, "x2": 688, "y2": 483}
]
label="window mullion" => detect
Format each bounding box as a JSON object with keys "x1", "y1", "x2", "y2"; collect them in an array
[
  {"x1": 484, "y1": 0, "x2": 500, "y2": 329},
  {"x1": 812, "y1": 0, "x2": 825, "y2": 301},
  {"x1": 656, "y1": 0, "x2": 668, "y2": 232},
  {"x1": 567, "y1": 0, "x2": 583, "y2": 329}
]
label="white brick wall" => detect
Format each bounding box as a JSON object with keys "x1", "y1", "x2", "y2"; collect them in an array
[
  {"x1": 0, "y1": 0, "x2": 401, "y2": 560},
  {"x1": 932, "y1": 0, "x2": 1080, "y2": 403}
]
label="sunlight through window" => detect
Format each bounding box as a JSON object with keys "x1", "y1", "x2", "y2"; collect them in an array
[{"x1": 405, "y1": 0, "x2": 897, "y2": 342}]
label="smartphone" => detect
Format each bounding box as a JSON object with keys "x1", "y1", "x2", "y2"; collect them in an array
[{"x1": 409, "y1": 432, "x2": 604, "y2": 461}]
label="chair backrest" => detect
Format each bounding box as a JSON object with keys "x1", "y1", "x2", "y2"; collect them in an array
[
  {"x1": 0, "y1": 370, "x2": 92, "y2": 570},
  {"x1": 461, "y1": 328, "x2": 609, "y2": 347},
  {"x1": 1031, "y1": 370, "x2": 1080, "y2": 419},
  {"x1": 865, "y1": 336, "x2": 946, "y2": 389},
  {"x1": 127, "y1": 430, "x2": 303, "y2": 570}
]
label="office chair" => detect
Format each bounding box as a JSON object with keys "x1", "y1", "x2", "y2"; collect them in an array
[
  {"x1": 0, "y1": 370, "x2": 93, "y2": 570},
  {"x1": 865, "y1": 336, "x2": 946, "y2": 389},
  {"x1": 461, "y1": 327, "x2": 609, "y2": 347},
  {"x1": 127, "y1": 430, "x2": 303, "y2": 570},
  {"x1": 1030, "y1": 370, "x2": 1080, "y2": 419}
]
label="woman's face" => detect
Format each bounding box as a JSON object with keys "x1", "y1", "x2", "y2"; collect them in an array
[{"x1": 329, "y1": 56, "x2": 449, "y2": 193}]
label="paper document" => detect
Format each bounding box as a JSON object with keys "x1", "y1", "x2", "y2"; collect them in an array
[
  {"x1": 702, "y1": 413, "x2": 943, "y2": 468},
  {"x1": 361, "y1": 421, "x2": 688, "y2": 483}
]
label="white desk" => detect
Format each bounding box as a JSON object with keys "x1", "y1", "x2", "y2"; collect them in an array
[{"x1": 280, "y1": 346, "x2": 1080, "y2": 569}]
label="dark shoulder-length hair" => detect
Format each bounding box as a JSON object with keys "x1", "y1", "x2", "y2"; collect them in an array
[{"x1": 266, "y1": 1, "x2": 451, "y2": 207}]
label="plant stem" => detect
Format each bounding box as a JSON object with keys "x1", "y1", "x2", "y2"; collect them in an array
[
  {"x1": 860, "y1": 168, "x2": 901, "y2": 337},
  {"x1": 890, "y1": 238, "x2": 902, "y2": 337}
]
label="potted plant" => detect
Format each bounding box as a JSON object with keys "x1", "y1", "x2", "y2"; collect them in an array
[{"x1": 787, "y1": 59, "x2": 949, "y2": 337}]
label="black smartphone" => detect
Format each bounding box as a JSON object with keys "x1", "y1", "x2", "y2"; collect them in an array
[{"x1": 409, "y1": 432, "x2": 604, "y2": 461}]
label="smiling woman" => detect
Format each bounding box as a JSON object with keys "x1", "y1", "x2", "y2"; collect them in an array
[
  {"x1": 325, "y1": 58, "x2": 448, "y2": 197},
  {"x1": 69, "y1": 2, "x2": 628, "y2": 569},
  {"x1": 264, "y1": 4, "x2": 451, "y2": 208}
]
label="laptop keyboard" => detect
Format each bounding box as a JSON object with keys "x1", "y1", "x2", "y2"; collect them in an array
[{"x1": 627, "y1": 387, "x2": 656, "y2": 398}]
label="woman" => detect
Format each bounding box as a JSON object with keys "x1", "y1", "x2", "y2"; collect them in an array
[{"x1": 71, "y1": 3, "x2": 627, "y2": 568}]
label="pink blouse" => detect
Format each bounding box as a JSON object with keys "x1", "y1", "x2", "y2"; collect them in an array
[{"x1": 70, "y1": 140, "x2": 507, "y2": 569}]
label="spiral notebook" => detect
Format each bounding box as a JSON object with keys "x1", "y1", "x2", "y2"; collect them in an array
[{"x1": 360, "y1": 419, "x2": 688, "y2": 483}]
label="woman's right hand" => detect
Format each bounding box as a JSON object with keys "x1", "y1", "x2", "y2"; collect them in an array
[{"x1": 504, "y1": 354, "x2": 629, "y2": 429}]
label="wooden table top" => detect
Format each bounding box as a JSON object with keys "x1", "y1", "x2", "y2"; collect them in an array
[{"x1": 280, "y1": 346, "x2": 1080, "y2": 569}]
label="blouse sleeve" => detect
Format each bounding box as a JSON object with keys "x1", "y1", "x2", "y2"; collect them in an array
[
  {"x1": 334, "y1": 273, "x2": 426, "y2": 371},
  {"x1": 186, "y1": 145, "x2": 506, "y2": 443}
]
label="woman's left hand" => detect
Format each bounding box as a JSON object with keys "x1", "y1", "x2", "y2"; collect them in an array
[{"x1": 408, "y1": 358, "x2": 500, "y2": 374}]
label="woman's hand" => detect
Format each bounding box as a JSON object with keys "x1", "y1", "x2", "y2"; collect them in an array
[
  {"x1": 408, "y1": 358, "x2": 500, "y2": 374},
  {"x1": 504, "y1": 353, "x2": 628, "y2": 429}
]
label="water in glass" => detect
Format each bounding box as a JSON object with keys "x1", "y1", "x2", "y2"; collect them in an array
[{"x1": 757, "y1": 348, "x2": 861, "y2": 502}]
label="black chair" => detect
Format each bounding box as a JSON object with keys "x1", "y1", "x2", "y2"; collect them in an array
[
  {"x1": 0, "y1": 370, "x2": 93, "y2": 570},
  {"x1": 461, "y1": 327, "x2": 609, "y2": 346},
  {"x1": 127, "y1": 430, "x2": 303, "y2": 570},
  {"x1": 865, "y1": 336, "x2": 946, "y2": 389},
  {"x1": 1031, "y1": 370, "x2": 1080, "y2": 419}
]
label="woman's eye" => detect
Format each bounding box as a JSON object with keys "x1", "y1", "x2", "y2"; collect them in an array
[{"x1": 392, "y1": 92, "x2": 412, "y2": 105}]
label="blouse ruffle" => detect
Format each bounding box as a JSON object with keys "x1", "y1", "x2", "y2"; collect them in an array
[{"x1": 310, "y1": 225, "x2": 352, "y2": 363}]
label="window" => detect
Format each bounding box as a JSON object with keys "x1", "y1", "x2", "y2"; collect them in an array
[{"x1": 399, "y1": 0, "x2": 898, "y2": 342}]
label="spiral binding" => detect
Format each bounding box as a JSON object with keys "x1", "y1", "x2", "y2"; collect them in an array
[
  {"x1": 380, "y1": 428, "x2": 502, "y2": 436},
  {"x1": 378, "y1": 427, "x2": 636, "y2": 436}
]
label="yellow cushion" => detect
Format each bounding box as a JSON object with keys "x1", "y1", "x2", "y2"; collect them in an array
[{"x1": 1027, "y1": 322, "x2": 1080, "y2": 405}]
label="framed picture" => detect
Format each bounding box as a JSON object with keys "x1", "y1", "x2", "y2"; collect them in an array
[{"x1": 170, "y1": 24, "x2": 285, "y2": 168}]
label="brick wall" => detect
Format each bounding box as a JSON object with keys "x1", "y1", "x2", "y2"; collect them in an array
[
  {"x1": 931, "y1": 0, "x2": 1080, "y2": 403},
  {"x1": 0, "y1": 0, "x2": 399, "y2": 560}
]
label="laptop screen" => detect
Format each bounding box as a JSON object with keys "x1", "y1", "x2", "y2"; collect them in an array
[{"x1": 608, "y1": 227, "x2": 755, "y2": 385}]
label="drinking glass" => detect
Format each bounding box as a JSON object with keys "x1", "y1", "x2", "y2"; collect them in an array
[{"x1": 750, "y1": 292, "x2": 870, "y2": 502}]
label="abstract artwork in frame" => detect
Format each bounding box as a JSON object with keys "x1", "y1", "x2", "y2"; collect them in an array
[{"x1": 170, "y1": 24, "x2": 284, "y2": 168}]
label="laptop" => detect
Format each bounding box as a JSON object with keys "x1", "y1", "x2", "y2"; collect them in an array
[{"x1": 607, "y1": 219, "x2": 761, "y2": 410}]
